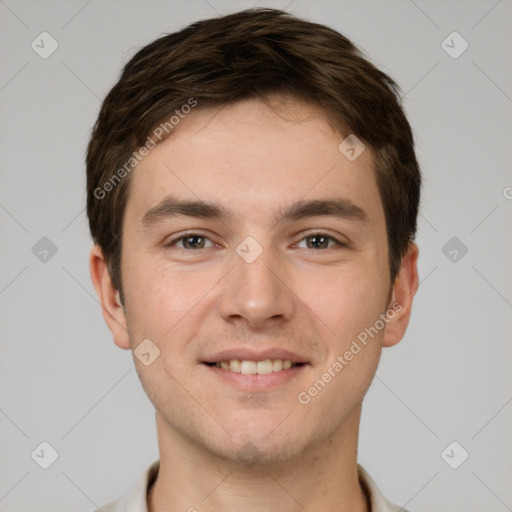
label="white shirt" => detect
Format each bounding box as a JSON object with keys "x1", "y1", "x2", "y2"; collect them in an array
[{"x1": 95, "y1": 460, "x2": 407, "y2": 512}]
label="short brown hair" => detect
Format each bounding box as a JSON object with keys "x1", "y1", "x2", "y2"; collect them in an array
[{"x1": 86, "y1": 8, "x2": 421, "y2": 300}]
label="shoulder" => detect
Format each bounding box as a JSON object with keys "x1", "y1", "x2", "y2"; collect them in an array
[
  {"x1": 91, "y1": 460, "x2": 159, "y2": 512},
  {"x1": 358, "y1": 465, "x2": 409, "y2": 512},
  {"x1": 92, "y1": 495, "x2": 128, "y2": 512}
]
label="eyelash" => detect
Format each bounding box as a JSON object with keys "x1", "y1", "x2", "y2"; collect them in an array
[{"x1": 164, "y1": 232, "x2": 347, "y2": 250}]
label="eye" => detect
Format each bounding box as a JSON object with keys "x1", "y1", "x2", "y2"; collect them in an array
[
  {"x1": 296, "y1": 233, "x2": 344, "y2": 249},
  {"x1": 165, "y1": 234, "x2": 214, "y2": 249}
]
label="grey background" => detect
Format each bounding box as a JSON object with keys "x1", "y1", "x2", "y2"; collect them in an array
[{"x1": 1, "y1": 0, "x2": 511, "y2": 510}]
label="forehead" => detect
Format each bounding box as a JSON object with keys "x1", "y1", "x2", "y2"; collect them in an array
[{"x1": 125, "y1": 96, "x2": 384, "y2": 229}]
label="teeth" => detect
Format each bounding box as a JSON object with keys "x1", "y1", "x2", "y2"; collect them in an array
[
  {"x1": 272, "y1": 359, "x2": 283, "y2": 371},
  {"x1": 213, "y1": 359, "x2": 299, "y2": 374},
  {"x1": 256, "y1": 360, "x2": 273, "y2": 374},
  {"x1": 240, "y1": 360, "x2": 257, "y2": 374},
  {"x1": 230, "y1": 359, "x2": 241, "y2": 372}
]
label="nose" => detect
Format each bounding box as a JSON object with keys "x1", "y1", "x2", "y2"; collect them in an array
[{"x1": 216, "y1": 241, "x2": 296, "y2": 330}]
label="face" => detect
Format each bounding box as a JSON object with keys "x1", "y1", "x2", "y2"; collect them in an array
[{"x1": 91, "y1": 95, "x2": 418, "y2": 465}]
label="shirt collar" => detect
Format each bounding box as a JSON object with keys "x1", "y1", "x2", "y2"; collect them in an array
[
  {"x1": 357, "y1": 465, "x2": 407, "y2": 512},
  {"x1": 119, "y1": 460, "x2": 405, "y2": 512}
]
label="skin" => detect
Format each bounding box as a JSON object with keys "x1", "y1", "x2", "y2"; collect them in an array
[{"x1": 90, "y1": 95, "x2": 419, "y2": 512}]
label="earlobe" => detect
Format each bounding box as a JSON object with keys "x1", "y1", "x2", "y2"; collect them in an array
[
  {"x1": 89, "y1": 245, "x2": 131, "y2": 350},
  {"x1": 381, "y1": 243, "x2": 419, "y2": 348}
]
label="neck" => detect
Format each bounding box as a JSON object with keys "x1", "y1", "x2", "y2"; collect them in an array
[{"x1": 147, "y1": 408, "x2": 368, "y2": 512}]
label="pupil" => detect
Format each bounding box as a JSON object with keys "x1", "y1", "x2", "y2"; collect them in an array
[
  {"x1": 308, "y1": 235, "x2": 327, "y2": 249},
  {"x1": 186, "y1": 236, "x2": 203, "y2": 248}
]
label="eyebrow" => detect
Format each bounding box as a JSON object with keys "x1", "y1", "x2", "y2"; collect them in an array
[
  {"x1": 276, "y1": 198, "x2": 368, "y2": 224},
  {"x1": 140, "y1": 196, "x2": 368, "y2": 230},
  {"x1": 140, "y1": 197, "x2": 233, "y2": 229}
]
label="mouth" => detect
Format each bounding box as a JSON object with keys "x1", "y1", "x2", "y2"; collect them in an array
[
  {"x1": 201, "y1": 357, "x2": 309, "y2": 392},
  {"x1": 203, "y1": 359, "x2": 305, "y2": 374}
]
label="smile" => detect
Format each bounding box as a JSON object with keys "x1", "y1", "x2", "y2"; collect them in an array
[
  {"x1": 205, "y1": 359, "x2": 303, "y2": 374},
  {"x1": 203, "y1": 359, "x2": 308, "y2": 392}
]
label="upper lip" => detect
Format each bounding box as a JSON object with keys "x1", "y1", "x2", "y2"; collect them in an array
[{"x1": 203, "y1": 348, "x2": 308, "y2": 364}]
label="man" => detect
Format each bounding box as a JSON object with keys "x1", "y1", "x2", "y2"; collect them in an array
[{"x1": 88, "y1": 8, "x2": 420, "y2": 512}]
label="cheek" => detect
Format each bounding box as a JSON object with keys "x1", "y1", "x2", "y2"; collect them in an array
[
  {"x1": 295, "y1": 261, "x2": 387, "y2": 342},
  {"x1": 122, "y1": 255, "x2": 220, "y2": 345},
  {"x1": 295, "y1": 268, "x2": 386, "y2": 414},
  {"x1": 123, "y1": 264, "x2": 210, "y2": 388}
]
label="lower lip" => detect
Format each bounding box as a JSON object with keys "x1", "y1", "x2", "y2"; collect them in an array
[{"x1": 202, "y1": 363, "x2": 307, "y2": 391}]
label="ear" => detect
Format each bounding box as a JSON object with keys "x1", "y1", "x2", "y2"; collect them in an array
[
  {"x1": 381, "y1": 242, "x2": 419, "y2": 348},
  {"x1": 89, "y1": 245, "x2": 131, "y2": 350}
]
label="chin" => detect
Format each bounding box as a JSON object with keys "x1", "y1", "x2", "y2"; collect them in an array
[{"x1": 210, "y1": 426, "x2": 310, "y2": 468}]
